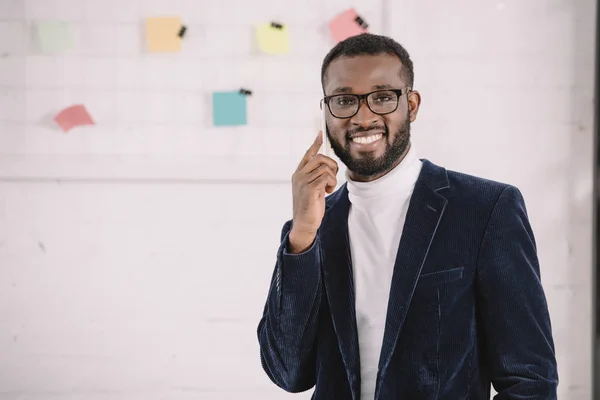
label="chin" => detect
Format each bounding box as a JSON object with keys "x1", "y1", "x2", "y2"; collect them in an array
[{"x1": 353, "y1": 147, "x2": 386, "y2": 158}]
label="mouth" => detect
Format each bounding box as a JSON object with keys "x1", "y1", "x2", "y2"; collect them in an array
[{"x1": 349, "y1": 132, "x2": 385, "y2": 149}]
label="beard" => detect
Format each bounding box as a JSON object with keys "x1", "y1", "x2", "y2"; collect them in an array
[{"x1": 327, "y1": 112, "x2": 411, "y2": 178}]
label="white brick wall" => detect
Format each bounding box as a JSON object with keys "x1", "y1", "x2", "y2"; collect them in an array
[{"x1": 0, "y1": 0, "x2": 596, "y2": 399}]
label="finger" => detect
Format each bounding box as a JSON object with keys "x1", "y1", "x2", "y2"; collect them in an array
[
  {"x1": 302, "y1": 154, "x2": 339, "y2": 176},
  {"x1": 297, "y1": 132, "x2": 324, "y2": 170},
  {"x1": 325, "y1": 175, "x2": 337, "y2": 194},
  {"x1": 308, "y1": 169, "x2": 336, "y2": 188},
  {"x1": 304, "y1": 163, "x2": 337, "y2": 183},
  {"x1": 311, "y1": 173, "x2": 337, "y2": 195}
]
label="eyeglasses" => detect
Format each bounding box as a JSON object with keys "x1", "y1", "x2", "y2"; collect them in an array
[{"x1": 321, "y1": 87, "x2": 412, "y2": 119}]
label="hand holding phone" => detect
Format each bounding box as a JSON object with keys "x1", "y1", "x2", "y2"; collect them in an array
[{"x1": 290, "y1": 123, "x2": 339, "y2": 252}]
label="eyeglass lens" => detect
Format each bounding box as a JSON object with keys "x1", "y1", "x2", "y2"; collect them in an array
[{"x1": 328, "y1": 90, "x2": 399, "y2": 118}]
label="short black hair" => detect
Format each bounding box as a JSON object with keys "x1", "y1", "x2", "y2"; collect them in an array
[{"x1": 321, "y1": 33, "x2": 414, "y2": 93}]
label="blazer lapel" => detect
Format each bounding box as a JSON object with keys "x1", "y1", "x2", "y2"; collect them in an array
[
  {"x1": 377, "y1": 160, "x2": 450, "y2": 379},
  {"x1": 319, "y1": 186, "x2": 361, "y2": 398}
]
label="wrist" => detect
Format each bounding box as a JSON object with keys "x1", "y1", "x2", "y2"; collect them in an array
[{"x1": 288, "y1": 228, "x2": 316, "y2": 254}]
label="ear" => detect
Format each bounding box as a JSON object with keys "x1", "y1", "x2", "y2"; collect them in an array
[{"x1": 407, "y1": 90, "x2": 421, "y2": 122}]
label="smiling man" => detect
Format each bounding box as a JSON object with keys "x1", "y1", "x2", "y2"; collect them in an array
[{"x1": 257, "y1": 33, "x2": 558, "y2": 399}]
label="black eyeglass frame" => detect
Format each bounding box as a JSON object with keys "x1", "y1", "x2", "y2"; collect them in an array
[{"x1": 320, "y1": 87, "x2": 412, "y2": 119}]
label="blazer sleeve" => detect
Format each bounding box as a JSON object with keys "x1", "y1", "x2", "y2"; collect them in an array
[
  {"x1": 256, "y1": 220, "x2": 322, "y2": 393},
  {"x1": 475, "y1": 185, "x2": 559, "y2": 399}
]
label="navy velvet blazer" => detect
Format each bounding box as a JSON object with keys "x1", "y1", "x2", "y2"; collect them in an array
[{"x1": 257, "y1": 159, "x2": 558, "y2": 399}]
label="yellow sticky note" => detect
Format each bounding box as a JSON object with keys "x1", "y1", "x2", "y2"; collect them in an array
[
  {"x1": 145, "y1": 16, "x2": 183, "y2": 52},
  {"x1": 256, "y1": 22, "x2": 289, "y2": 54}
]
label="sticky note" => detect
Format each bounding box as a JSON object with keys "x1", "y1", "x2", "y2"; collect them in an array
[
  {"x1": 36, "y1": 21, "x2": 74, "y2": 53},
  {"x1": 256, "y1": 23, "x2": 289, "y2": 54},
  {"x1": 145, "y1": 17, "x2": 183, "y2": 52},
  {"x1": 54, "y1": 104, "x2": 94, "y2": 132},
  {"x1": 329, "y1": 8, "x2": 368, "y2": 43},
  {"x1": 212, "y1": 92, "x2": 247, "y2": 126}
]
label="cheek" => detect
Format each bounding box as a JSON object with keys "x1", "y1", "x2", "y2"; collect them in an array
[
  {"x1": 327, "y1": 119, "x2": 348, "y2": 137},
  {"x1": 384, "y1": 115, "x2": 404, "y2": 134}
]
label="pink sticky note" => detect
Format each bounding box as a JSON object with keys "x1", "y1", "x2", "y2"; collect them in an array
[
  {"x1": 329, "y1": 8, "x2": 368, "y2": 43},
  {"x1": 54, "y1": 104, "x2": 94, "y2": 132}
]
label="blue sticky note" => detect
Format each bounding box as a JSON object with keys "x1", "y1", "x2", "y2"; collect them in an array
[{"x1": 212, "y1": 91, "x2": 247, "y2": 126}]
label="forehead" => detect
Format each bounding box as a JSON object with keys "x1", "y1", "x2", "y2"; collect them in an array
[{"x1": 324, "y1": 54, "x2": 405, "y2": 95}]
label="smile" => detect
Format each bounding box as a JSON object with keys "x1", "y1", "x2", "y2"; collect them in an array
[{"x1": 351, "y1": 133, "x2": 384, "y2": 145}]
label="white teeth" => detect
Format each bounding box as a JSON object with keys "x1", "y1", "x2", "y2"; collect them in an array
[{"x1": 352, "y1": 134, "x2": 383, "y2": 144}]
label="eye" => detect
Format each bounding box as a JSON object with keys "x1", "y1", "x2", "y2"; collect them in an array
[
  {"x1": 372, "y1": 93, "x2": 393, "y2": 103},
  {"x1": 334, "y1": 95, "x2": 357, "y2": 107}
]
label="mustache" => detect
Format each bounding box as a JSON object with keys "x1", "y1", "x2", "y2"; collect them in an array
[{"x1": 346, "y1": 124, "x2": 388, "y2": 138}]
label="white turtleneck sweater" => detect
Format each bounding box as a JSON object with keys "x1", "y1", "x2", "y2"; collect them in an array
[{"x1": 346, "y1": 144, "x2": 422, "y2": 399}]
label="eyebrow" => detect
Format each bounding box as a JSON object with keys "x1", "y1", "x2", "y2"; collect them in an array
[
  {"x1": 373, "y1": 84, "x2": 394, "y2": 90},
  {"x1": 330, "y1": 84, "x2": 396, "y2": 95},
  {"x1": 330, "y1": 86, "x2": 353, "y2": 95}
]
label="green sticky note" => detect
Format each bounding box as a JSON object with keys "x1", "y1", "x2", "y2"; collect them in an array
[
  {"x1": 36, "y1": 21, "x2": 74, "y2": 53},
  {"x1": 212, "y1": 92, "x2": 247, "y2": 126}
]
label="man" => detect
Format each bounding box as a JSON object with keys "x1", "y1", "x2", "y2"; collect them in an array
[{"x1": 257, "y1": 33, "x2": 558, "y2": 399}]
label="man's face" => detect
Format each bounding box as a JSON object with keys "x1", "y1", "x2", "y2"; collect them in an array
[{"x1": 323, "y1": 54, "x2": 420, "y2": 182}]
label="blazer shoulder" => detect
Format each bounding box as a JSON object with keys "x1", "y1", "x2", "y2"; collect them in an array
[{"x1": 443, "y1": 167, "x2": 518, "y2": 207}]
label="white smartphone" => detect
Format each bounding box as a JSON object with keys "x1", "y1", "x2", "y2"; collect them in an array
[{"x1": 320, "y1": 105, "x2": 330, "y2": 156}]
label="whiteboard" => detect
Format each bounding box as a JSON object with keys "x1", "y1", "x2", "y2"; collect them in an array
[{"x1": 0, "y1": 0, "x2": 386, "y2": 182}]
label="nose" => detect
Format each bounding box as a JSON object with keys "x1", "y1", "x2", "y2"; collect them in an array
[{"x1": 349, "y1": 98, "x2": 379, "y2": 127}]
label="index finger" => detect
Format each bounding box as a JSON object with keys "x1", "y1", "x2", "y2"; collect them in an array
[{"x1": 297, "y1": 131, "x2": 324, "y2": 170}]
